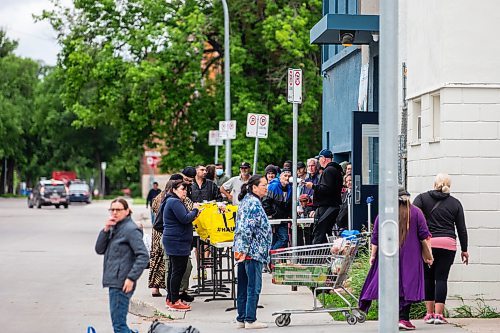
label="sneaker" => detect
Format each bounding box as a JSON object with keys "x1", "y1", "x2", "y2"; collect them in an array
[
  {"x1": 180, "y1": 291, "x2": 195, "y2": 303},
  {"x1": 434, "y1": 314, "x2": 448, "y2": 325},
  {"x1": 165, "y1": 299, "x2": 172, "y2": 308},
  {"x1": 245, "y1": 321, "x2": 268, "y2": 329},
  {"x1": 168, "y1": 300, "x2": 191, "y2": 311},
  {"x1": 236, "y1": 321, "x2": 245, "y2": 328},
  {"x1": 423, "y1": 313, "x2": 435, "y2": 324},
  {"x1": 398, "y1": 320, "x2": 415, "y2": 330}
]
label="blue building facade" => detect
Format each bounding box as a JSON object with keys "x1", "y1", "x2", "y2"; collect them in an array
[{"x1": 311, "y1": 0, "x2": 380, "y2": 229}]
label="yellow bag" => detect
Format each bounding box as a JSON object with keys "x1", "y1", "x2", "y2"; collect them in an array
[
  {"x1": 206, "y1": 204, "x2": 238, "y2": 244},
  {"x1": 193, "y1": 203, "x2": 215, "y2": 241}
]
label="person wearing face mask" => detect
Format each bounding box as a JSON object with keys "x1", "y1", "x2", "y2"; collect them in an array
[{"x1": 214, "y1": 163, "x2": 230, "y2": 187}]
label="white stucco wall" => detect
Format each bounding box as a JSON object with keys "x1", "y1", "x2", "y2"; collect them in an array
[
  {"x1": 407, "y1": 86, "x2": 500, "y2": 307},
  {"x1": 405, "y1": 0, "x2": 500, "y2": 308}
]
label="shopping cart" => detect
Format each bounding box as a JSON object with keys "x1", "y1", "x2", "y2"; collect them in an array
[{"x1": 270, "y1": 236, "x2": 367, "y2": 327}]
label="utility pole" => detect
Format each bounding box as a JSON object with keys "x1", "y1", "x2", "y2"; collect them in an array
[
  {"x1": 379, "y1": 0, "x2": 399, "y2": 332},
  {"x1": 221, "y1": 0, "x2": 232, "y2": 177}
]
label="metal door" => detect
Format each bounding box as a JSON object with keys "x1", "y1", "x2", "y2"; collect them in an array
[{"x1": 351, "y1": 111, "x2": 379, "y2": 230}]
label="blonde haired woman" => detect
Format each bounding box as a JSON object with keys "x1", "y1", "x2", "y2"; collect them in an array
[{"x1": 413, "y1": 173, "x2": 469, "y2": 325}]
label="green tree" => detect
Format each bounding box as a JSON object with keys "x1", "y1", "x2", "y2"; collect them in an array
[
  {"x1": 0, "y1": 30, "x2": 40, "y2": 193},
  {"x1": 40, "y1": 0, "x2": 323, "y2": 176}
]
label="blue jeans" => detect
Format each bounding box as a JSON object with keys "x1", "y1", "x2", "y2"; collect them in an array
[
  {"x1": 271, "y1": 223, "x2": 289, "y2": 250},
  {"x1": 237, "y1": 260, "x2": 263, "y2": 323},
  {"x1": 150, "y1": 210, "x2": 155, "y2": 224},
  {"x1": 109, "y1": 287, "x2": 135, "y2": 333}
]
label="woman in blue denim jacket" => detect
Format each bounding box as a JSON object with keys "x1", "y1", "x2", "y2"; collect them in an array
[{"x1": 233, "y1": 174, "x2": 272, "y2": 329}]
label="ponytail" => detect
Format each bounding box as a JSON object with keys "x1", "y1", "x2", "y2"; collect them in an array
[{"x1": 238, "y1": 174, "x2": 265, "y2": 201}]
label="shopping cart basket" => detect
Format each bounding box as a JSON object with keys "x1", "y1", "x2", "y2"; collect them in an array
[{"x1": 270, "y1": 236, "x2": 367, "y2": 327}]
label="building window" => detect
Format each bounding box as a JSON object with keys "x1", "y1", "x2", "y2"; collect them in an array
[
  {"x1": 431, "y1": 94, "x2": 441, "y2": 141},
  {"x1": 412, "y1": 99, "x2": 422, "y2": 143}
]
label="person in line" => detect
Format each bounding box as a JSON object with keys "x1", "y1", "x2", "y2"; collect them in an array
[
  {"x1": 205, "y1": 164, "x2": 217, "y2": 182},
  {"x1": 191, "y1": 164, "x2": 222, "y2": 203},
  {"x1": 146, "y1": 181, "x2": 161, "y2": 223},
  {"x1": 359, "y1": 187, "x2": 433, "y2": 330},
  {"x1": 163, "y1": 180, "x2": 200, "y2": 311},
  {"x1": 413, "y1": 173, "x2": 469, "y2": 325},
  {"x1": 297, "y1": 194, "x2": 314, "y2": 246},
  {"x1": 264, "y1": 164, "x2": 278, "y2": 183},
  {"x1": 214, "y1": 163, "x2": 230, "y2": 187},
  {"x1": 304, "y1": 149, "x2": 343, "y2": 244},
  {"x1": 233, "y1": 175, "x2": 272, "y2": 329},
  {"x1": 263, "y1": 168, "x2": 292, "y2": 250},
  {"x1": 95, "y1": 198, "x2": 149, "y2": 333},
  {"x1": 220, "y1": 162, "x2": 251, "y2": 205},
  {"x1": 148, "y1": 174, "x2": 184, "y2": 298},
  {"x1": 303, "y1": 158, "x2": 320, "y2": 199},
  {"x1": 335, "y1": 174, "x2": 352, "y2": 233}
]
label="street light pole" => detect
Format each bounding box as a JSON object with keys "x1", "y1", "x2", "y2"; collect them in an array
[
  {"x1": 379, "y1": 0, "x2": 399, "y2": 332},
  {"x1": 221, "y1": 0, "x2": 232, "y2": 177}
]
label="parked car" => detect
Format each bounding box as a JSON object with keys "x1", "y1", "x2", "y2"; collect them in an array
[
  {"x1": 69, "y1": 182, "x2": 91, "y2": 204},
  {"x1": 28, "y1": 179, "x2": 69, "y2": 209}
]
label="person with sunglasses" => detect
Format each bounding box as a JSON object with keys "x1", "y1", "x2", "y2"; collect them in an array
[{"x1": 95, "y1": 198, "x2": 149, "y2": 333}]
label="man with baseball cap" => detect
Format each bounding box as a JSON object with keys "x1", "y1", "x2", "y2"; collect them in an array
[
  {"x1": 305, "y1": 149, "x2": 344, "y2": 244},
  {"x1": 220, "y1": 162, "x2": 251, "y2": 205}
]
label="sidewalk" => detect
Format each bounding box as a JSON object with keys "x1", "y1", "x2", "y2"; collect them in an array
[{"x1": 129, "y1": 204, "x2": 499, "y2": 333}]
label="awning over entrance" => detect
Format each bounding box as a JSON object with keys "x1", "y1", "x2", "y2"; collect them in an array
[{"x1": 310, "y1": 14, "x2": 379, "y2": 45}]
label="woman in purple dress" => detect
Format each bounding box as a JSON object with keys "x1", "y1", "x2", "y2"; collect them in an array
[{"x1": 359, "y1": 187, "x2": 433, "y2": 330}]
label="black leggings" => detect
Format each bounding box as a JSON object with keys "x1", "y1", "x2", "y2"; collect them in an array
[
  {"x1": 424, "y1": 248, "x2": 456, "y2": 303},
  {"x1": 167, "y1": 255, "x2": 189, "y2": 303},
  {"x1": 400, "y1": 304, "x2": 411, "y2": 321}
]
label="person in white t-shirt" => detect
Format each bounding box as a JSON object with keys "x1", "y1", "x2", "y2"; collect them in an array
[{"x1": 220, "y1": 162, "x2": 251, "y2": 205}]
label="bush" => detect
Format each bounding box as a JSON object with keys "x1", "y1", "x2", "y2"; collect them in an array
[{"x1": 127, "y1": 182, "x2": 142, "y2": 198}]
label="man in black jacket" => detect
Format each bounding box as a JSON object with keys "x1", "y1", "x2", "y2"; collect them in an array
[
  {"x1": 191, "y1": 164, "x2": 222, "y2": 203},
  {"x1": 305, "y1": 149, "x2": 344, "y2": 244}
]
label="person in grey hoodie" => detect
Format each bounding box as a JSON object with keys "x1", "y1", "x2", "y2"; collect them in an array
[{"x1": 95, "y1": 197, "x2": 149, "y2": 333}]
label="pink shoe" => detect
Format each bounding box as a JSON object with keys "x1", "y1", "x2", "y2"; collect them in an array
[
  {"x1": 398, "y1": 320, "x2": 416, "y2": 330},
  {"x1": 423, "y1": 313, "x2": 435, "y2": 324},
  {"x1": 434, "y1": 314, "x2": 448, "y2": 325}
]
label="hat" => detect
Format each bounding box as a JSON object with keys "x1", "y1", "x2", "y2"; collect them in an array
[
  {"x1": 265, "y1": 164, "x2": 277, "y2": 175},
  {"x1": 170, "y1": 173, "x2": 184, "y2": 181},
  {"x1": 398, "y1": 186, "x2": 410, "y2": 197},
  {"x1": 240, "y1": 162, "x2": 251, "y2": 169},
  {"x1": 281, "y1": 167, "x2": 292, "y2": 174},
  {"x1": 181, "y1": 166, "x2": 196, "y2": 178},
  {"x1": 299, "y1": 194, "x2": 310, "y2": 202},
  {"x1": 315, "y1": 149, "x2": 333, "y2": 159},
  {"x1": 297, "y1": 161, "x2": 306, "y2": 169}
]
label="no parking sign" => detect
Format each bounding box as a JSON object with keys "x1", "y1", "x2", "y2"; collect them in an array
[{"x1": 246, "y1": 113, "x2": 269, "y2": 139}]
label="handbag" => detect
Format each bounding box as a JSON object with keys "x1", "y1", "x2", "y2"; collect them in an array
[{"x1": 148, "y1": 319, "x2": 200, "y2": 333}]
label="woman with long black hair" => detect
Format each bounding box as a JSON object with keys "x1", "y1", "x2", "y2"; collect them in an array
[{"x1": 233, "y1": 174, "x2": 272, "y2": 329}]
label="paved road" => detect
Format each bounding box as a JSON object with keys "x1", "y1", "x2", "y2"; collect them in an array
[
  {"x1": 0, "y1": 198, "x2": 150, "y2": 332},
  {"x1": 1, "y1": 197, "x2": 497, "y2": 333}
]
